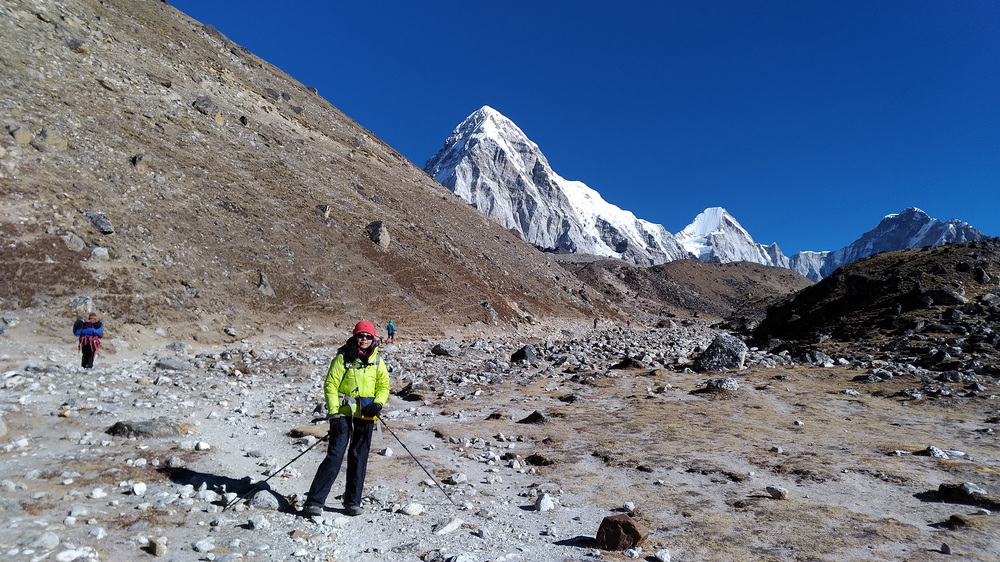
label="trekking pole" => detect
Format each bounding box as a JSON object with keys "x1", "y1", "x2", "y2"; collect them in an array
[
  {"x1": 377, "y1": 415, "x2": 458, "y2": 507},
  {"x1": 222, "y1": 431, "x2": 329, "y2": 512}
]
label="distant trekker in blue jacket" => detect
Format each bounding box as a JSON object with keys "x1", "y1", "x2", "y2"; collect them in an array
[{"x1": 73, "y1": 312, "x2": 103, "y2": 368}]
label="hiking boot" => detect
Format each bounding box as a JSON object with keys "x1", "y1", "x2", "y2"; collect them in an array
[
  {"x1": 344, "y1": 505, "x2": 364, "y2": 516},
  {"x1": 301, "y1": 505, "x2": 323, "y2": 517}
]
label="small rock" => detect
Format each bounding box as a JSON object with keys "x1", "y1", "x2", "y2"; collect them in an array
[
  {"x1": 445, "y1": 473, "x2": 468, "y2": 485},
  {"x1": 192, "y1": 539, "x2": 215, "y2": 553},
  {"x1": 766, "y1": 486, "x2": 789, "y2": 500},
  {"x1": 156, "y1": 356, "x2": 191, "y2": 371},
  {"x1": 704, "y1": 377, "x2": 739, "y2": 391},
  {"x1": 401, "y1": 503, "x2": 425, "y2": 516},
  {"x1": 517, "y1": 410, "x2": 548, "y2": 424},
  {"x1": 90, "y1": 247, "x2": 110, "y2": 262},
  {"x1": 84, "y1": 211, "x2": 115, "y2": 234},
  {"x1": 248, "y1": 490, "x2": 281, "y2": 510},
  {"x1": 433, "y1": 517, "x2": 463, "y2": 535},
  {"x1": 535, "y1": 493, "x2": 557, "y2": 512},
  {"x1": 150, "y1": 537, "x2": 167, "y2": 556},
  {"x1": 29, "y1": 531, "x2": 61, "y2": 550}
]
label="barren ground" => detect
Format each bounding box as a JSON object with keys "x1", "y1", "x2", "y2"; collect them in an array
[{"x1": 2, "y1": 320, "x2": 998, "y2": 561}]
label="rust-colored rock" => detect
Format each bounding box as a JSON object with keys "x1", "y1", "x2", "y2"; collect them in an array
[{"x1": 594, "y1": 514, "x2": 649, "y2": 551}]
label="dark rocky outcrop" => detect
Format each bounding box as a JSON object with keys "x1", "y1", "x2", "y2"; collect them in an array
[{"x1": 752, "y1": 240, "x2": 1000, "y2": 374}]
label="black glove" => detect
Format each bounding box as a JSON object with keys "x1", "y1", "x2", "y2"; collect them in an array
[{"x1": 361, "y1": 402, "x2": 382, "y2": 418}]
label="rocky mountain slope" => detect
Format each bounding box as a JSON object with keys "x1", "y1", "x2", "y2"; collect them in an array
[
  {"x1": 556, "y1": 257, "x2": 813, "y2": 326},
  {"x1": 753, "y1": 239, "x2": 1000, "y2": 375},
  {"x1": 0, "y1": 0, "x2": 618, "y2": 346}
]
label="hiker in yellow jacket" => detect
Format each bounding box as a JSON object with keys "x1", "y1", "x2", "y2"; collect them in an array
[{"x1": 302, "y1": 321, "x2": 390, "y2": 517}]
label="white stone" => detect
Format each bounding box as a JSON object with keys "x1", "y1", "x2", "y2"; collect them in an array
[
  {"x1": 401, "y1": 503, "x2": 425, "y2": 516},
  {"x1": 433, "y1": 517, "x2": 463, "y2": 535},
  {"x1": 535, "y1": 493, "x2": 556, "y2": 512}
]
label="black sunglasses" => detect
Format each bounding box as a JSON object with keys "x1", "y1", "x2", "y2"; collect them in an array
[{"x1": 355, "y1": 333, "x2": 374, "y2": 341}]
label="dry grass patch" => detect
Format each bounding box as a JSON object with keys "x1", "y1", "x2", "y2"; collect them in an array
[
  {"x1": 114, "y1": 509, "x2": 185, "y2": 531},
  {"x1": 660, "y1": 504, "x2": 924, "y2": 561},
  {"x1": 19, "y1": 499, "x2": 58, "y2": 516}
]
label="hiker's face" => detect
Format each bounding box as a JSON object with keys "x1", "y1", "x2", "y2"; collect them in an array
[{"x1": 356, "y1": 333, "x2": 374, "y2": 350}]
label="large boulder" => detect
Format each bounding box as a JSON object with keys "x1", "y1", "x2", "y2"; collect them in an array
[
  {"x1": 594, "y1": 514, "x2": 649, "y2": 551},
  {"x1": 365, "y1": 221, "x2": 390, "y2": 248},
  {"x1": 431, "y1": 341, "x2": 462, "y2": 357},
  {"x1": 510, "y1": 345, "x2": 538, "y2": 364},
  {"x1": 692, "y1": 333, "x2": 748, "y2": 372},
  {"x1": 106, "y1": 417, "x2": 190, "y2": 438}
]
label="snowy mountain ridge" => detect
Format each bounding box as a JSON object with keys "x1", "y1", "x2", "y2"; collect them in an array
[
  {"x1": 674, "y1": 207, "x2": 790, "y2": 269},
  {"x1": 796, "y1": 207, "x2": 986, "y2": 280},
  {"x1": 424, "y1": 106, "x2": 692, "y2": 265},
  {"x1": 425, "y1": 106, "x2": 988, "y2": 280}
]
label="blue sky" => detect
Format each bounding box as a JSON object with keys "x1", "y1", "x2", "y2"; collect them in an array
[{"x1": 169, "y1": 1, "x2": 998, "y2": 254}]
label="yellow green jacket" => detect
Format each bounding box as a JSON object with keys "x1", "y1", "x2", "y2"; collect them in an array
[{"x1": 324, "y1": 346, "x2": 390, "y2": 418}]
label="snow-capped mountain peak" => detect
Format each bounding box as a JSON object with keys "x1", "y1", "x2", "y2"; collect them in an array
[
  {"x1": 675, "y1": 207, "x2": 789, "y2": 267},
  {"x1": 425, "y1": 107, "x2": 988, "y2": 279},
  {"x1": 424, "y1": 106, "x2": 693, "y2": 264},
  {"x1": 789, "y1": 206, "x2": 986, "y2": 280}
]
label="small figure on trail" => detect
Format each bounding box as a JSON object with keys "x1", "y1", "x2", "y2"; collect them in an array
[
  {"x1": 301, "y1": 320, "x2": 390, "y2": 518},
  {"x1": 386, "y1": 320, "x2": 396, "y2": 344},
  {"x1": 73, "y1": 312, "x2": 103, "y2": 369},
  {"x1": 627, "y1": 318, "x2": 631, "y2": 329},
  {"x1": 594, "y1": 317, "x2": 599, "y2": 329}
]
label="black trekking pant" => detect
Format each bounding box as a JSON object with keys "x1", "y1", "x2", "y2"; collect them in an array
[
  {"x1": 81, "y1": 343, "x2": 96, "y2": 368},
  {"x1": 305, "y1": 415, "x2": 374, "y2": 509}
]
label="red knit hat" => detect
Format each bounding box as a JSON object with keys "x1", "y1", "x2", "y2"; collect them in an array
[
  {"x1": 87, "y1": 313, "x2": 98, "y2": 321},
  {"x1": 352, "y1": 321, "x2": 376, "y2": 337}
]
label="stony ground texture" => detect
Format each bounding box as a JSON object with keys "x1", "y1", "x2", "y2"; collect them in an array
[{"x1": 2, "y1": 318, "x2": 999, "y2": 561}]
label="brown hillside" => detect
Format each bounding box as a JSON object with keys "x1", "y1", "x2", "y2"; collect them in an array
[
  {"x1": 0, "y1": 0, "x2": 615, "y2": 343},
  {"x1": 558, "y1": 256, "x2": 813, "y2": 324}
]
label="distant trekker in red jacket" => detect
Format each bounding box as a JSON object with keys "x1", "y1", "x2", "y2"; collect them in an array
[{"x1": 73, "y1": 312, "x2": 103, "y2": 368}]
